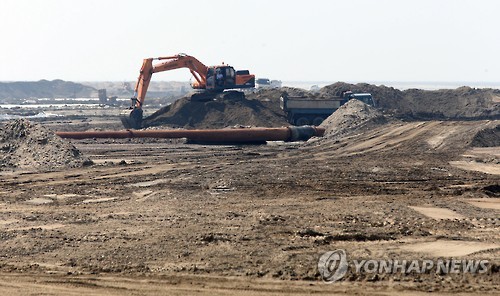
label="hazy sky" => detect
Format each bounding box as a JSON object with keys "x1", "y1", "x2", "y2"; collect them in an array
[{"x1": 1, "y1": 0, "x2": 499, "y2": 82}]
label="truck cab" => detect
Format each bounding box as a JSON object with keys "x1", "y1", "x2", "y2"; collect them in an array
[{"x1": 344, "y1": 92, "x2": 375, "y2": 107}]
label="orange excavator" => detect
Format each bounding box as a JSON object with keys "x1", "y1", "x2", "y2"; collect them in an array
[{"x1": 124, "y1": 53, "x2": 255, "y2": 128}]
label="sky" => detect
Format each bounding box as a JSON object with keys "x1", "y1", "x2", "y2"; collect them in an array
[{"x1": 1, "y1": 0, "x2": 500, "y2": 83}]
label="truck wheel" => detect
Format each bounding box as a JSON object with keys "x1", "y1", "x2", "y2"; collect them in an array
[
  {"x1": 295, "y1": 117, "x2": 310, "y2": 126},
  {"x1": 312, "y1": 117, "x2": 325, "y2": 126}
]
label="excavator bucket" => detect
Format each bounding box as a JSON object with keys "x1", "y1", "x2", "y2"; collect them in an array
[{"x1": 120, "y1": 108, "x2": 143, "y2": 129}]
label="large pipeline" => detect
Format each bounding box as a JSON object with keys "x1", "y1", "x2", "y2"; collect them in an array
[{"x1": 56, "y1": 126, "x2": 325, "y2": 144}]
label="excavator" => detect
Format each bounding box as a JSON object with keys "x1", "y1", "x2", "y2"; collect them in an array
[{"x1": 123, "y1": 53, "x2": 255, "y2": 129}]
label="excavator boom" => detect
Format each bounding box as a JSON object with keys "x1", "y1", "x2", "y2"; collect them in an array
[{"x1": 133, "y1": 54, "x2": 209, "y2": 109}]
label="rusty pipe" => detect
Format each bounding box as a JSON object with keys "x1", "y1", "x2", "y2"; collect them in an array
[{"x1": 55, "y1": 126, "x2": 325, "y2": 144}]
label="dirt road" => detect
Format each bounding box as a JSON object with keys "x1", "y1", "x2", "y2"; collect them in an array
[{"x1": 0, "y1": 116, "x2": 498, "y2": 295}]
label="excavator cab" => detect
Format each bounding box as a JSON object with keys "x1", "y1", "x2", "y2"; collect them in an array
[{"x1": 206, "y1": 66, "x2": 237, "y2": 91}]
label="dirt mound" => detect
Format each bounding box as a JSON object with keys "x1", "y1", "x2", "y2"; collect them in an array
[
  {"x1": 320, "y1": 82, "x2": 500, "y2": 120},
  {"x1": 402, "y1": 87, "x2": 500, "y2": 119},
  {"x1": 319, "y1": 99, "x2": 388, "y2": 140},
  {"x1": 0, "y1": 119, "x2": 92, "y2": 170},
  {"x1": 471, "y1": 124, "x2": 500, "y2": 147},
  {"x1": 320, "y1": 82, "x2": 403, "y2": 108},
  {"x1": 143, "y1": 91, "x2": 289, "y2": 129},
  {"x1": 246, "y1": 87, "x2": 312, "y2": 102}
]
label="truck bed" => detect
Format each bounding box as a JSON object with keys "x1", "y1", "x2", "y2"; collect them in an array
[{"x1": 280, "y1": 96, "x2": 344, "y2": 110}]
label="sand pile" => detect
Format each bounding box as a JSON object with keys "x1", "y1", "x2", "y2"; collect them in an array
[
  {"x1": 402, "y1": 87, "x2": 500, "y2": 119},
  {"x1": 143, "y1": 91, "x2": 289, "y2": 129},
  {"x1": 320, "y1": 82, "x2": 500, "y2": 120},
  {"x1": 0, "y1": 119, "x2": 92, "y2": 170},
  {"x1": 319, "y1": 99, "x2": 388, "y2": 140}
]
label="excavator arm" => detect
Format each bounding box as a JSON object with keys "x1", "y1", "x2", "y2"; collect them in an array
[{"x1": 132, "y1": 53, "x2": 209, "y2": 109}]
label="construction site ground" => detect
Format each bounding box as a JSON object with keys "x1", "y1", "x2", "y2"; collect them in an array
[{"x1": 0, "y1": 108, "x2": 499, "y2": 295}]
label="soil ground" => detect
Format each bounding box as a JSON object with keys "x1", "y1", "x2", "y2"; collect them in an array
[{"x1": 0, "y1": 104, "x2": 499, "y2": 295}]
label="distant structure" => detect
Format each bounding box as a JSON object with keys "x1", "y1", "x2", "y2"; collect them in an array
[
  {"x1": 256, "y1": 78, "x2": 282, "y2": 89},
  {"x1": 98, "y1": 89, "x2": 107, "y2": 103},
  {"x1": 98, "y1": 89, "x2": 117, "y2": 104}
]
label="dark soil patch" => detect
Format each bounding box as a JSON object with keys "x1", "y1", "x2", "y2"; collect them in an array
[{"x1": 471, "y1": 124, "x2": 500, "y2": 147}]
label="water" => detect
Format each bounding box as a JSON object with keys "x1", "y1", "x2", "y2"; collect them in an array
[
  {"x1": 0, "y1": 112, "x2": 63, "y2": 121},
  {"x1": 0, "y1": 99, "x2": 107, "y2": 121},
  {"x1": 0, "y1": 103, "x2": 103, "y2": 109}
]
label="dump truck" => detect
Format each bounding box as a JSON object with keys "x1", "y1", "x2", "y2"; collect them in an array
[{"x1": 280, "y1": 91, "x2": 374, "y2": 126}]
